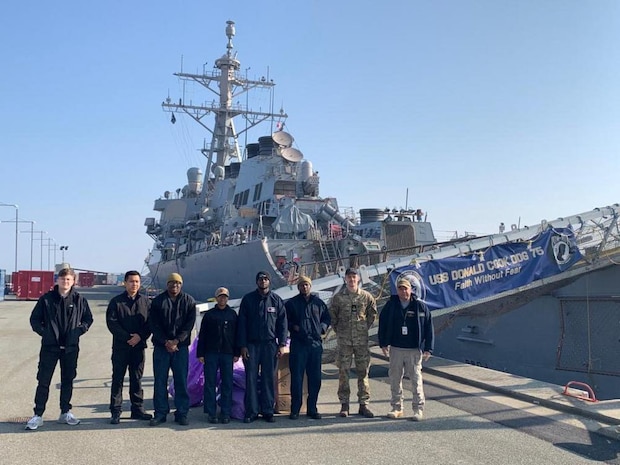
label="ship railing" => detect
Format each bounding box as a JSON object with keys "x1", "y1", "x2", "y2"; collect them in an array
[{"x1": 293, "y1": 244, "x2": 428, "y2": 283}]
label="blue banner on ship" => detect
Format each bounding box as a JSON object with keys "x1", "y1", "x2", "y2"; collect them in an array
[{"x1": 390, "y1": 228, "x2": 582, "y2": 311}]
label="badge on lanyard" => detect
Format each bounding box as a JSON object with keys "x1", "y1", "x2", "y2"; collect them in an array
[
  {"x1": 267, "y1": 306, "x2": 276, "y2": 313},
  {"x1": 401, "y1": 326, "x2": 408, "y2": 336}
]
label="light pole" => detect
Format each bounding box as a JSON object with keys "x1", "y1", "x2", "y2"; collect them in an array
[
  {"x1": 18, "y1": 220, "x2": 36, "y2": 270},
  {"x1": 60, "y1": 245, "x2": 69, "y2": 263},
  {"x1": 44, "y1": 238, "x2": 55, "y2": 270},
  {"x1": 32, "y1": 231, "x2": 47, "y2": 270},
  {"x1": 0, "y1": 203, "x2": 18, "y2": 272},
  {"x1": 2, "y1": 219, "x2": 35, "y2": 270}
]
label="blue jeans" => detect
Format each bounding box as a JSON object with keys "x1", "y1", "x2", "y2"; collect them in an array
[
  {"x1": 203, "y1": 352, "x2": 234, "y2": 418},
  {"x1": 243, "y1": 341, "x2": 277, "y2": 417},
  {"x1": 289, "y1": 340, "x2": 323, "y2": 415},
  {"x1": 152, "y1": 345, "x2": 189, "y2": 418}
]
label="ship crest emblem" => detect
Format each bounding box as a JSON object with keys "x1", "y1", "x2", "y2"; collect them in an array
[{"x1": 396, "y1": 270, "x2": 426, "y2": 301}]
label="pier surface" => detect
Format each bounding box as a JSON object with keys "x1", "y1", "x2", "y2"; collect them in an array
[{"x1": 2, "y1": 286, "x2": 619, "y2": 464}]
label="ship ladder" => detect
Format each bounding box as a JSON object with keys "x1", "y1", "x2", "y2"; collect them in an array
[
  {"x1": 562, "y1": 381, "x2": 597, "y2": 402},
  {"x1": 318, "y1": 239, "x2": 339, "y2": 274}
]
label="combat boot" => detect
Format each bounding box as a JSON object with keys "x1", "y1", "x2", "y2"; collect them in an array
[
  {"x1": 358, "y1": 404, "x2": 374, "y2": 418},
  {"x1": 339, "y1": 403, "x2": 350, "y2": 417}
]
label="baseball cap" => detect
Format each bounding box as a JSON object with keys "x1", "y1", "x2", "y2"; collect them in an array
[
  {"x1": 215, "y1": 287, "x2": 230, "y2": 297},
  {"x1": 345, "y1": 268, "x2": 359, "y2": 276},
  {"x1": 396, "y1": 278, "x2": 412, "y2": 289}
]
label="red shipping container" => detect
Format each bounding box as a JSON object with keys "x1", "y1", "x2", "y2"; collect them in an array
[
  {"x1": 78, "y1": 272, "x2": 95, "y2": 287},
  {"x1": 14, "y1": 271, "x2": 54, "y2": 300}
]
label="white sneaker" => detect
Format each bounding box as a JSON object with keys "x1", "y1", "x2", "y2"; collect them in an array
[
  {"x1": 58, "y1": 411, "x2": 80, "y2": 426},
  {"x1": 25, "y1": 415, "x2": 44, "y2": 430},
  {"x1": 387, "y1": 408, "x2": 403, "y2": 419},
  {"x1": 411, "y1": 409, "x2": 424, "y2": 422}
]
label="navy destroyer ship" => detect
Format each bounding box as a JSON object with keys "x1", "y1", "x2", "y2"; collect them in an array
[
  {"x1": 146, "y1": 21, "x2": 620, "y2": 400},
  {"x1": 145, "y1": 21, "x2": 437, "y2": 301}
]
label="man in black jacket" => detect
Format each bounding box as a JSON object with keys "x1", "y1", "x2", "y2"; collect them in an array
[
  {"x1": 378, "y1": 277, "x2": 433, "y2": 421},
  {"x1": 26, "y1": 268, "x2": 93, "y2": 430},
  {"x1": 285, "y1": 276, "x2": 331, "y2": 420},
  {"x1": 106, "y1": 270, "x2": 152, "y2": 424},
  {"x1": 237, "y1": 271, "x2": 287, "y2": 423},
  {"x1": 148, "y1": 272, "x2": 196, "y2": 426},
  {"x1": 196, "y1": 287, "x2": 239, "y2": 424}
]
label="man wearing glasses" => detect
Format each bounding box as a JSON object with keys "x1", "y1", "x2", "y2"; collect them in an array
[
  {"x1": 148, "y1": 273, "x2": 196, "y2": 426},
  {"x1": 237, "y1": 271, "x2": 287, "y2": 423}
]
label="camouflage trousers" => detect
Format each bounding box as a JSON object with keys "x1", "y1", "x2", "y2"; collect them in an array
[{"x1": 336, "y1": 343, "x2": 371, "y2": 405}]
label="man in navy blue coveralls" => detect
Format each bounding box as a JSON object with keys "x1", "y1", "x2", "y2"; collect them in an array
[
  {"x1": 285, "y1": 275, "x2": 330, "y2": 419},
  {"x1": 237, "y1": 271, "x2": 287, "y2": 423}
]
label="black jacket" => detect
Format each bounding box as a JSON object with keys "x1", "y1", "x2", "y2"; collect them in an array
[
  {"x1": 196, "y1": 305, "x2": 239, "y2": 357},
  {"x1": 106, "y1": 291, "x2": 151, "y2": 350},
  {"x1": 30, "y1": 285, "x2": 93, "y2": 352},
  {"x1": 237, "y1": 289, "x2": 287, "y2": 347},
  {"x1": 285, "y1": 293, "x2": 331, "y2": 345},
  {"x1": 378, "y1": 295, "x2": 434, "y2": 353},
  {"x1": 149, "y1": 291, "x2": 196, "y2": 348}
]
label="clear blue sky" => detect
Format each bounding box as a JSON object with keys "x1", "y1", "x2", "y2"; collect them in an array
[{"x1": 1, "y1": 1, "x2": 618, "y2": 275}]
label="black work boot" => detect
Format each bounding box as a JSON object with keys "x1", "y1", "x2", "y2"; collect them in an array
[
  {"x1": 339, "y1": 403, "x2": 350, "y2": 417},
  {"x1": 359, "y1": 404, "x2": 374, "y2": 418}
]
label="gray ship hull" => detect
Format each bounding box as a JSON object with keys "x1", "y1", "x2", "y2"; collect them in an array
[
  {"x1": 148, "y1": 238, "x2": 303, "y2": 301},
  {"x1": 434, "y1": 262, "x2": 620, "y2": 400}
]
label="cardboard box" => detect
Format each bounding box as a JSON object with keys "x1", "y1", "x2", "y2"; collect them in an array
[{"x1": 274, "y1": 352, "x2": 308, "y2": 413}]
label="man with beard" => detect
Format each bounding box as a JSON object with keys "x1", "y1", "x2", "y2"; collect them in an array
[
  {"x1": 237, "y1": 271, "x2": 287, "y2": 423},
  {"x1": 149, "y1": 272, "x2": 196, "y2": 426}
]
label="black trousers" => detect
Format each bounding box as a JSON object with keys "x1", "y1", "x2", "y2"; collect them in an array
[
  {"x1": 243, "y1": 341, "x2": 277, "y2": 417},
  {"x1": 109, "y1": 347, "x2": 146, "y2": 414},
  {"x1": 33, "y1": 347, "x2": 79, "y2": 416}
]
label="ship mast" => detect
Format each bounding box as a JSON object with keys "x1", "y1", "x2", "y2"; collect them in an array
[{"x1": 161, "y1": 20, "x2": 287, "y2": 205}]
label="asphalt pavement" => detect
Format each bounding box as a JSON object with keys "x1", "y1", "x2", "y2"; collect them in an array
[{"x1": 1, "y1": 286, "x2": 619, "y2": 465}]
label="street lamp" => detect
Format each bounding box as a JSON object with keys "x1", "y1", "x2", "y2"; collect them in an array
[
  {"x1": 60, "y1": 245, "x2": 69, "y2": 263},
  {"x1": 2, "y1": 219, "x2": 35, "y2": 270},
  {"x1": 0, "y1": 203, "x2": 18, "y2": 272}
]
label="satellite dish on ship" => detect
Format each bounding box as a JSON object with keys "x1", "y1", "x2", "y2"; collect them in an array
[
  {"x1": 272, "y1": 131, "x2": 294, "y2": 148},
  {"x1": 280, "y1": 147, "x2": 304, "y2": 162}
]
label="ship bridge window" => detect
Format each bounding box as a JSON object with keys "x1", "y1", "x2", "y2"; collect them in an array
[
  {"x1": 253, "y1": 183, "x2": 263, "y2": 201},
  {"x1": 233, "y1": 189, "x2": 250, "y2": 207},
  {"x1": 274, "y1": 180, "x2": 296, "y2": 197}
]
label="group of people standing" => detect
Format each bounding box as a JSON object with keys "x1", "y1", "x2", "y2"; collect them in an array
[{"x1": 25, "y1": 265, "x2": 434, "y2": 430}]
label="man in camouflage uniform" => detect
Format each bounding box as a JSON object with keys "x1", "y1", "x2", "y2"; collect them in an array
[{"x1": 329, "y1": 268, "x2": 377, "y2": 418}]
